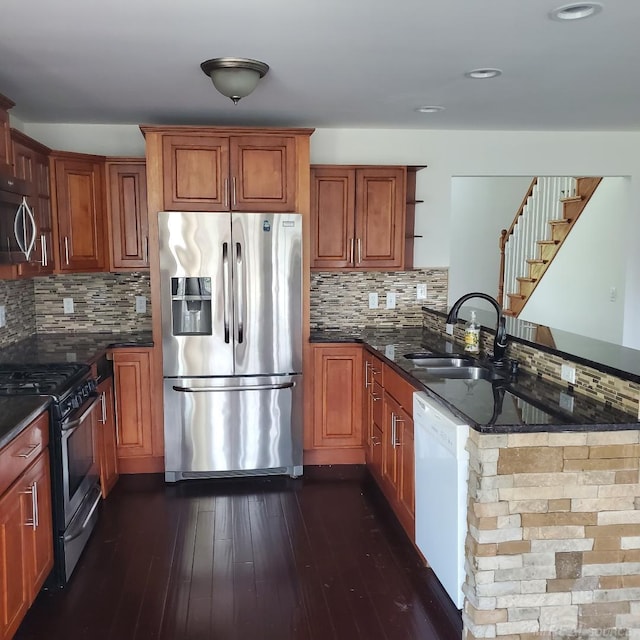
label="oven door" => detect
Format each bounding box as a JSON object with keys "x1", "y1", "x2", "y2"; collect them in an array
[{"x1": 60, "y1": 394, "x2": 101, "y2": 527}]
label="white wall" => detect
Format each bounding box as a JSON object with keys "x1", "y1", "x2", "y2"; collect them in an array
[
  {"x1": 22, "y1": 124, "x2": 640, "y2": 347},
  {"x1": 449, "y1": 176, "x2": 533, "y2": 304},
  {"x1": 520, "y1": 177, "x2": 629, "y2": 345}
]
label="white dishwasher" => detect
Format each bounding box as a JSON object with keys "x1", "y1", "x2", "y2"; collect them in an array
[{"x1": 413, "y1": 391, "x2": 470, "y2": 609}]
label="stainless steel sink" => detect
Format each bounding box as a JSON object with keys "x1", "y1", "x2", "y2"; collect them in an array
[
  {"x1": 416, "y1": 366, "x2": 497, "y2": 380},
  {"x1": 404, "y1": 354, "x2": 475, "y2": 367}
]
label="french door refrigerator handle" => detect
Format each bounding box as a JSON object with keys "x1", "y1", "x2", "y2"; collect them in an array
[
  {"x1": 235, "y1": 241, "x2": 244, "y2": 344},
  {"x1": 222, "y1": 242, "x2": 231, "y2": 343},
  {"x1": 172, "y1": 381, "x2": 295, "y2": 393}
]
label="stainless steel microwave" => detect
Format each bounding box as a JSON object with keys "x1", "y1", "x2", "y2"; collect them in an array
[{"x1": 0, "y1": 170, "x2": 36, "y2": 265}]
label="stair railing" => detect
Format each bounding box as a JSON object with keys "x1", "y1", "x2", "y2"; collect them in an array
[{"x1": 498, "y1": 176, "x2": 576, "y2": 310}]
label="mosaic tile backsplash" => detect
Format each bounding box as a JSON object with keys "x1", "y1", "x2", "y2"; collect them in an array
[
  {"x1": 310, "y1": 269, "x2": 448, "y2": 330},
  {"x1": 0, "y1": 280, "x2": 37, "y2": 348},
  {"x1": 33, "y1": 272, "x2": 152, "y2": 333}
]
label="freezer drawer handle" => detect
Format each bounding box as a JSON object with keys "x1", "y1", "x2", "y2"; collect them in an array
[{"x1": 172, "y1": 381, "x2": 295, "y2": 393}]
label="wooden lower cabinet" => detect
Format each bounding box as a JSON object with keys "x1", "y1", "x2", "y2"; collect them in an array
[
  {"x1": 112, "y1": 349, "x2": 154, "y2": 469},
  {"x1": 96, "y1": 376, "x2": 119, "y2": 497},
  {"x1": 307, "y1": 344, "x2": 364, "y2": 464},
  {"x1": 0, "y1": 412, "x2": 53, "y2": 640},
  {"x1": 364, "y1": 352, "x2": 416, "y2": 540}
]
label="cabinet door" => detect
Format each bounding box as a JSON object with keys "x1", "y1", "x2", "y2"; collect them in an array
[
  {"x1": 355, "y1": 167, "x2": 406, "y2": 269},
  {"x1": 0, "y1": 478, "x2": 30, "y2": 640},
  {"x1": 107, "y1": 161, "x2": 149, "y2": 270},
  {"x1": 382, "y1": 393, "x2": 400, "y2": 492},
  {"x1": 113, "y1": 350, "x2": 154, "y2": 458},
  {"x1": 312, "y1": 345, "x2": 363, "y2": 448},
  {"x1": 34, "y1": 152, "x2": 54, "y2": 274},
  {"x1": 395, "y1": 407, "x2": 415, "y2": 536},
  {"x1": 0, "y1": 98, "x2": 12, "y2": 172},
  {"x1": 230, "y1": 136, "x2": 296, "y2": 212},
  {"x1": 162, "y1": 135, "x2": 229, "y2": 211},
  {"x1": 97, "y1": 377, "x2": 119, "y2": 497},
  {"x1": 53, "y1": 157, "x2": 106, "y2": 272},
  {"x1": 310, "y1": 167, "x2": 355, "y2": 268},
  {"x1": 22, "y1": 452, "x2": 54, "y2": 600}
]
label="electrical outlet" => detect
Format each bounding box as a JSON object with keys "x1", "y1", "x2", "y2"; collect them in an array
[
  {"x1": 559, "y1": 391, "x2": 575, "y2": 413},
  {"x1": 416, "y1": 284, "x2": 427, "y2": 300},
  {"x1": 368, "y1": 292, "x2": 378, "y2": 309},
  {"x1": 135, "y1": 296, "x2": 147, "y2": 313},
  {"x1": 561, "y1": 364, "x2": 576, "y2": 385},
  {"x1": 445, "y1": 323, "x2": 454, "y2": 336},
  {"x1": 610, "y1": 286, "x2": 617, "y2": 302},
  {"x1": 386, "y1": 292, "x2": 396, "y2": 309},
  {"x1": 385, "y1": 344, "x2": 395, "y2": 359},
  {"x1": 63, "y1": 297, "x2": 74, "y2": 314},
  {"x1": 0, "y1": 305, "x2": 5, "y2": 328}
]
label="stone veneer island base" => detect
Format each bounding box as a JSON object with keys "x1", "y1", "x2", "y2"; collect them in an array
[{"x1": 464, "y1": 428, "x2": 640, "y2": 640}]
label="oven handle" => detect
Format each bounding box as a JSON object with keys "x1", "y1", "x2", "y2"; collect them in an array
[
  {"x1": 172, "y1": 381, "x2": 295, "y2": 393},
  {"x1": 63, "y1": 485, "x2": 101, "y2": 543},
  {"x1": 60, "y1": 395, "x2": 101, "y2": 433}
]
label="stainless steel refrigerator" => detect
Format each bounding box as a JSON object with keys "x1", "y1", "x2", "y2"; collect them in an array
[{"x1": 159, "y1": 211, "x2": 303, "y2": 482}]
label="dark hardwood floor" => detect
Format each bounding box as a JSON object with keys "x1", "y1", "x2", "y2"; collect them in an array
[{"x1": 15, "y1": 468, "x2": 462, "y2": 640}]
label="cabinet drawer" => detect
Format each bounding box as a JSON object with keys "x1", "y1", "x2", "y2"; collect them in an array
[
  {"x1": 0, "y1": 412, "x2": 49, "y2": 495},
  {"x1": 383, "y1": 364, "x2": 417, "y2": 416}
]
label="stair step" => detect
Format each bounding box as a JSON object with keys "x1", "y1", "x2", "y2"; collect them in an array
[
  {"x1": 538, "y1": 239, "x2": 559, "y2": 246},
  {"x1": 517, "y1": 277, "x2": 537, "y2": 283},
  {"x1": 527, "y1": 258, "x2": 548, "y2": 265},
  {"x1": 549, "y1": 219, "x2": 572, "y2": 226},
  {"x1": 560, "y1": 195, "x2": 582, "y2": 203},
  {"x1": 507, "y1": 293, "x2": 525, "y2": 300}
]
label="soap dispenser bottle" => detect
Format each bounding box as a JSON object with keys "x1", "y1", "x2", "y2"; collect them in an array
[{"x1": 464, "y1": 311, "x2": 480, "y2": 354}]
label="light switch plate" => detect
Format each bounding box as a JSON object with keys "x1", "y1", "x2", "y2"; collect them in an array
[
  {"x1": 63, "y1": 298, "x2": 74, "y2": 314},
  {"x1": 559, "y1": 391, "x2": 575, "y2": 413},
  {"x1": 416, "y1": 284, "x2": 427, "y2": 300},
  {"x1": 386, "y1": 292, "x2": 396, "y2": 309},
  {"x1": 561, "y1": 364, "x2": 576, "y2": 385},
  {"x1": 0, "y1": 305, "x2": 5, "y2": 328},
  {"x1": 445, "y1": 323, "x2": 455, "y2": 336},
  {"x1": 135, "y1": 296, "x2": 147, "y2": 313},
  {"x1": 368, "y1": 292, "x2": 378, "y2": 309}
]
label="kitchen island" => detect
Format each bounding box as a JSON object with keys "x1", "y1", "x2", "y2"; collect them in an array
[{"x1": 311, "y1": 326, "x2": 640, "y2": 639}]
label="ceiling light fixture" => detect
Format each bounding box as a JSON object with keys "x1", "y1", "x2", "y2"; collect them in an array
[
  {"x1": 549, "y1": 2, "x2": 603, "y2": 21},
  {"x1": 415, "y1": 106, "x2": 445, "y2": 113},
  {"x1": 464, "y1": 68, "x2": 502, "y2": 80},
  {"x1": 200, "y1": 57, "x2": 269, "y2": 104}
]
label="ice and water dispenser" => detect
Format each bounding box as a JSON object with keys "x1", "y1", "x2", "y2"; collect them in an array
[{"x1": 171, "y1": 277, "x2": 212, "y2": 335}]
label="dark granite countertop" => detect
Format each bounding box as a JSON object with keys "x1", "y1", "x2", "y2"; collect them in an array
[
  {"x1": 0, "y1": 331, "x2": 154, "y2": 366},
  {"x1": 0, "y1": 396, "x2": 51, "y2": 451},
  {"x1": 310, "y1": 327, "x2": 640, "y2": 433}
]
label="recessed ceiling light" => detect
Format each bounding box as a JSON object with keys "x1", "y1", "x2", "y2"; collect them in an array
[
  {"x1": 549, "y1": 2, "x2": 603, "y2": 21},
  {"x1": 464, "y1": 68, "x2": 503, "y2": 80},
  {"x1": 415, "y1": 106, "x2": 445, "y2": 113}
]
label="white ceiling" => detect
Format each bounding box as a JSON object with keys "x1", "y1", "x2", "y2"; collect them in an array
[{"x1": 1, "y1": 0, "x2": 638, "y2": 131}]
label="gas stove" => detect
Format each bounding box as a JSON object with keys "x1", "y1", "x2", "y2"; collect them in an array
[{"x1": 0, "y1": 363, "x2": 92, "y2": 406}]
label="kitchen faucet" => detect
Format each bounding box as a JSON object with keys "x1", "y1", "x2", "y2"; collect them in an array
[{"x1": 446, "y1": 292, "x2": 509, "y2": 362}]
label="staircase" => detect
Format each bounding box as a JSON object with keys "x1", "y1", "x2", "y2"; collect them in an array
[{"x1": 499, "y1": 176, "x2": 602, "y2": 316}]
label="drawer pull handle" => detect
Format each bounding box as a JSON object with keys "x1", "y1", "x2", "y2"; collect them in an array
[{"x1": 15, "y1": 444, "x2": 39, "y2": 459}]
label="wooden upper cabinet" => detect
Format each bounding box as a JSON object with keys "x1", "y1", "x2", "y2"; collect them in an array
[
  {"x1": 229, "y1": 135, "x2": 296, "y2": 211},
  {"x1": 355, "y1": 167, "x2": 405, "y2": 269},
  {"x1": 0, "y1": 93, "x2": 14, "y2": 173},
  {"x1": 311, "y1": 165, "x2": 409, "y2": 270},
  {"x1": 106, "y1": 159, "x2": 149, "y2": 270},
  {"x1": 11, "y1": 130, "x2": 54, "y2": 275},
  {"x1": 310, "y1": 167, "x2": 356, "y2": 268},
  {"x1": 162, "y1": 134, "x2": 229, "y2": 211},
  {"x1": 161, "y1": 133, "x2": 297, "y2": 212},
  {"x1": 50, "y1": 152, "x2": 107, "y2": 273}
]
